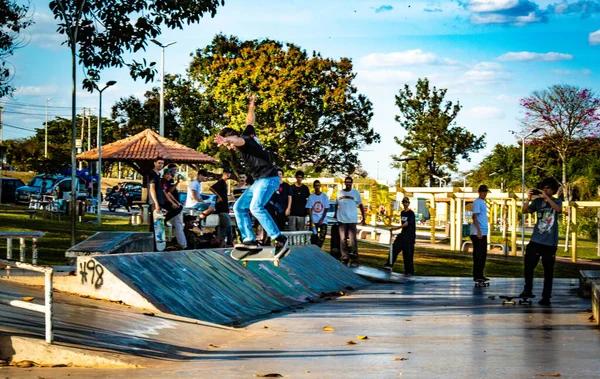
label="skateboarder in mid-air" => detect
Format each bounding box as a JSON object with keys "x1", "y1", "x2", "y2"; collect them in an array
[{"x1": 214, "y1": 96, "x2": 289, "y2": 257}]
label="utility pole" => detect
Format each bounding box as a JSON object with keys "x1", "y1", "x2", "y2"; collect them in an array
[
  {"x1": 78, "y1": 108, "x2": 85, "y2": 170},
  {"x1": 87, "y1": 110, "x2": 92, "y2": 151},
  {"x1": 0, "y1": 106, "x2": 3, "y2": 143},
  {"x1": 45, "y1": 98, "x2": 52, "y2": 158}
]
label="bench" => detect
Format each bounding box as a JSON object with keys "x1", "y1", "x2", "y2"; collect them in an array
[
  {"x1": 461, "y1": 241, "x2": 508, "y2": 255},
  {"x1": 579, "y1": 270, "x2": 600, "y2": 298}
]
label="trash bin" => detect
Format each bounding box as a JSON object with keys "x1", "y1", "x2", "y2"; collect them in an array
[{"x1": 462, "y1": 223, "x2": 470, "y2": 238}]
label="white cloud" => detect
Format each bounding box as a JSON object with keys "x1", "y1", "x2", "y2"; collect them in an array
[
  {"x1": 496, "y1": 51, "x2": 573, "y2": 62},
  {"x1": 468, "y1": 0, "x2": 519, "y2": 13},
  {"x1": 356, "y1": 70, "x2": 415, "y2": 85},
  {"x1": 466, "y1": 106, "x2": 505, "y2": 119},
  {"x1": 551, "y1": 69, "x2": 593, "y2": 76},
  {"x1": 359, "y1": 50, "x2": 461, "y2": 68},
  {"x1": 463, "y1": 62, "x2": 511, "y2": 84},
  {"x1": 28, "y1": 12, "x2": 68, "y2": 50},
  {"x1": 590, "y1": 30, "x2": 600, "y2": 45},
  {"x1": 14, "y1": 84, "x2": 60, "y2": 96}
]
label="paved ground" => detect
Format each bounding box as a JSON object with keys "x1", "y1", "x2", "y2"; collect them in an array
[{"x1": 1, "y1": 277, "x2": 599, "y2": 378}]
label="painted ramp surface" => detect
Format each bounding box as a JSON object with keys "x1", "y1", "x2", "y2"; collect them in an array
[{"x1": 93, "y1": 245, "x2": 368, "y2": 325}]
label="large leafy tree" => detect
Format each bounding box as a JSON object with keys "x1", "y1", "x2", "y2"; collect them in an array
[
  {"x1": 187, "y1": 34, "x2": 379, "y2": 174},
  {"x1": 392, "y1": 78, "x2": 486, "y2": 187},
  {"x1": 471, "y1": 144, "x2": 521, "y2": 192},
  {"x1": 49, "y1": 0, "x2": 224, "y2": 91},
  {"x1": 0, "y1": 0, "x2": 33, "y2": 97},
  {"x1": 520, "y1": 85, "x2": 600, "y2": 197}
]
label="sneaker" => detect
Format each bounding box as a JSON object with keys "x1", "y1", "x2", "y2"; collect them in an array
[
  {"x1": 519, "y1": 290, "x2": 536, "y2": 299},
  {"x1": 342, "y1": 258, "x2": 350, "y2": 266},
  {"x1": 473, "y1": 278, "x2": 487, "y2": 282},
  {"x1": 380, "y1": 264, "x2": 393, "y2": 271},
  {"x1": 275, "y1": 235, "x2": 289, "y2": 254},
  {"x1": 234, "y1": 241, "x2": 260, "y2": 250},
  {"x1": 538, "y1": 297, "x2": 551, "y2": 306}
]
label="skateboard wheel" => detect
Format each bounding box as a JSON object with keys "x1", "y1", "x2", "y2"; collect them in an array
[
  {"x1": 502, "y1": 301, "x2": 506, "y2": 305},
  {"x1": 274, "y1": 260, "x2": 279, "y2": 267},
  {"x1": 242, "y1": 261, "x2": 247, "y2": 267}
]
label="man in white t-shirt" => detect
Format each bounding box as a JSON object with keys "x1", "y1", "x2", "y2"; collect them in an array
[
  {"x1": 185, "y1": 169, "x2": 213, "y2": 218},
  {"x1": 334, "y1": 176, "x2": 366, "y2": 265},
  {"x1": 470, "y1": 184, "x2": 490, "y2": 282},
  {"x1": 306, "y1": 180, "x2": 329, "y2": 247}
]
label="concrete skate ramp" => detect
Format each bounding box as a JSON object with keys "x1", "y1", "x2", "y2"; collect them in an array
[{"x1": 92, "y1": 245, "x2": 368, "y2": 325}]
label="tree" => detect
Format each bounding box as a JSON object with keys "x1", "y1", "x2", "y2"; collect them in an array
[
  {"x1": 392, "y1": 78, "x2": 486, "y2": 186},
  {"x1": 188, "y1": 34, "x2": 380, "y2": 174},
  {"x1": 471, "y1": 144, "x2": 521, "y2": 192},
  {"x1": 520, "y1": 85, "x2": 600, "y2": 197},
  {"x1": 49, "y1": 0, "x2": 224, "y2": 91},
  {"x1": 0, "y1": 0, "x2": 33, "y2": 97}
]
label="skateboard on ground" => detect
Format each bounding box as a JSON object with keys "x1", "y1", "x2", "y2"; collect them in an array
[
  {"x1": 499, "y1": 295, "x2": 533, "y2": 305},
  {"x1": 230, "y1": 246, "x2": 290, "y2": 266},
  {"x1": 474, "y1": 279, "x2": 490, "y2": 287},
  {"x1": 153, "y1": 210, "x2": 167, "y2": 252}
]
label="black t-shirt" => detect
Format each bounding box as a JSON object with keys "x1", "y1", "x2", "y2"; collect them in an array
[
  {"x1": 238, "y1": 125, "x2": 278, "y2": 180},
  {"x1": 399, "y1": 209, "x2": 416, "y2": 242},
  {"x1": 149, "y1": 170, "x2": 164, "y2": 205},
  {"x1": 211, "y1": 178, "x2": 229, "y2": 214},
  {"x1": 290, "y1": 184, "x2": 310, "y2": 216},
  {"x1": 270, "y1": 182, "x2": 292, "y2": 213}
]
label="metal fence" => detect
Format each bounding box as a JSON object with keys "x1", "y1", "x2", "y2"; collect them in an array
[
  {"x1": 1, "y1": 231, "x2": 45, "y2": 265},
  {"x1": 281, "y1": 231, "x2": 312, "y2": 246}
]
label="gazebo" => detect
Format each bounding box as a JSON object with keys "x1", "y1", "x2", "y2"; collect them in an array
[{"x1": 77, "y1": 128, "x2": 217, "y2": 174}]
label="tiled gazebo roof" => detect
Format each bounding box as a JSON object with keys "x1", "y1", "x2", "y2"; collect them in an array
[{"x1": 77, "y1": 128, "x2": 216, "y2": 164}]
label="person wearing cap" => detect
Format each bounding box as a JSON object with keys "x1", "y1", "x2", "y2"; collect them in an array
[
  {"x1": 161, "y1": 169, "x2": 186, "y2": 248},
  {"x1": 519, "y1": 177, "x2": 562, "y2": 306},
  {"x1": 289, "y1": 170, "x2": 310, "y2": 231},
  {"x1": 382, "y1": 196, "x2": 416, "y2": 275},
  {"x1": 214, "y1": 95, "x2": 289, "y2": 255},
  {"x1": 470, "y1": 184, "x2": 490, "y2": 282},
  {"x1": 185, "y1": 169, "x2": 213, "y2": 219},
  {"x1": 210, "y1": 168, "x2": 233, "y2": 246}
]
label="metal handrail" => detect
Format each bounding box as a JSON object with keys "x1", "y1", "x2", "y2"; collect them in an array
[
  {"x1": 0, "y1": 258, "x2": 53, "y2": 343},
  {"x1": 1, "y1": 231, "x2": 45, "y2": 265},
  {"x1": 282, "y1": 231, "x2": 312, "y2": 246}
]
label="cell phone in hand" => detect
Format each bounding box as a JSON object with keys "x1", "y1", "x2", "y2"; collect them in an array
[{"x1": 531, "y1": 189, "x2": 542, "y2": 195}]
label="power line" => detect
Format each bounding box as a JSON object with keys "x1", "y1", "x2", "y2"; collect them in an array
[
  {"x1": 2, "y1": 123, "x2": 38, "y2": 132},
  {"x1": 0, "y1": 100, "x2": 74, "y2": 110}
]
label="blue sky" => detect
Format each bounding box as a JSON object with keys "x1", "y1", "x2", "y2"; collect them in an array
[{"x1": 2, "y1": 0, "x2": 599, "y2": 183}]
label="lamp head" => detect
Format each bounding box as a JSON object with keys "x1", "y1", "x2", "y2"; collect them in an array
[{"x1": 106, "y1": 80, "x2": 117, "y2": 87}]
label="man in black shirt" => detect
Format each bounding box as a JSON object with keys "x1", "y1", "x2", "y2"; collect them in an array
[
  {"x1": 289, "y1": 170, "x2": 310, "y2": 231},
  {"x1": 214, "y1": 96, "x2": 289, "y2": 255},
  {"x1": 148, "y1": 157, "x2": 165, "y2": 214},
  {"x1": 382, "y1": 196, "x2": 416, "y2": 276},
  {"x1": 210, "y1": 168, "x2": 233, "y2": 246}
]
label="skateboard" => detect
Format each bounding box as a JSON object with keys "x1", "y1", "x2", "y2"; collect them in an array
[
  {"x1": 230, "y1": 246, "x2": 290, "y2": 266},
  {"x1": 153, "y1": 210, "x2": 167, "y2": 252},
  {"x1": 474, "y1": 279, "x2": 490, "y2": 287},
  {"x1": 499, "y1": 295, "x2": 533, "y2": 305},
  {"x1": 346, "y1": 252, "x2": 359, "y2": 267}
]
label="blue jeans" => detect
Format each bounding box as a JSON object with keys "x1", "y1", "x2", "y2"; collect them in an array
[{"x1": 234, "y1": 176, "x2": 281, "y2": 243}]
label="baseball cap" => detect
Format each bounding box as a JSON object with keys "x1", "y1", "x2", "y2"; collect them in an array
[
  {"x1": 223, "y1": 167, "x2": 232, "y2": 174},
  {"x1": 197, "y1": 169, "x2": 208, "y2": 176},
  {"x1": 402, "y1": 197, "x2": 410, "y2": 203},
  {"x1": 163, "y1": 169, "x2": 174, "y2": 176},
  {"x1": 478, "y1": 185, "x2": 490, "y2": 193}
]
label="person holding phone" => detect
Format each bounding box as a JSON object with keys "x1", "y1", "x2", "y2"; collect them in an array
[{"x1": 519, "y1": 178, "x2": 562, "y2": 306}]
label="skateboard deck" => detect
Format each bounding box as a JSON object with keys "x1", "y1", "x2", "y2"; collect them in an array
[
  {"x1": 230, "y1": 246, "x2": 289, "y2": 266},
  {"x1": 153, "y1": 210, "x2": 167, "y2": 252},
  {"x1": 474, "y1": 279, "x2": 490, "y2": 287},
  {"x1": 499, "y1": 295, "x2": 533, "y2": 305}
]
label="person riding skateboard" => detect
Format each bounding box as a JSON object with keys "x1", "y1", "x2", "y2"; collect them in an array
[{"x1": 214, "y1": 95, "x2": 289, "y2": 256}]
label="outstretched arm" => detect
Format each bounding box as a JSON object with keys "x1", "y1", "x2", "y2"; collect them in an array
[{"x1": 246, "y1": 95, "x2": 256, "y2": 126}]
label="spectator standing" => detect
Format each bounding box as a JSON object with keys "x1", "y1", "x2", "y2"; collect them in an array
[
  {"x1": 289, "y1": 170, "x2": 310, "y2": 231},
  {"x1": 210, "y1": 168, "x2": 233, "y2": 246},
  {"x1": 382, "y1": 197, "x2": 416, "y2": 275},
  {"x1": 164, "y1": 164, "x2": 186, "y2": 248},
  {"x1": 519, "y1": 178, "x2": 563, "y2": 306},
  {"x1": 470, "y1": 185, "x2": 490, "y2": 282},
  {"x1": 306, "y1": 180, "x2": 329, "y2": 247},
  {"x1": 334, "y1": 176, "x2": 366, "y2": 265}
]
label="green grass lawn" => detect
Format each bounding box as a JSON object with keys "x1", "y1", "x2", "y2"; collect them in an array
[{"x1": 1, "y1": 204, "x2": 596, "y2": 278}]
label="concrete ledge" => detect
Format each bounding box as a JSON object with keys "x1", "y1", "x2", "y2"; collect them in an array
[
  {"x1": 579, "y1": 270, "x2": 600, "y2": 298},
  {"x1": 66, "y1": 232, "x2": 154, "y2": 258},
  {"x1": 593, "y1": 282, "x2": 600, "y2": 327},
  {"x1": 0, "y1": 334, "x2": 138, "y2": 368}
]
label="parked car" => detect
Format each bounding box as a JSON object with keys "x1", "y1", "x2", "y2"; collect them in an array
[
  {"x1": 106, "y1": 182, "x2": 142, "y2": 205},
  {"x1": 15, "y1": 174, "x2": 88, "y2": 204},
  {"x1": 0, "y1": 177, "x2": 26, "y2": 203}
]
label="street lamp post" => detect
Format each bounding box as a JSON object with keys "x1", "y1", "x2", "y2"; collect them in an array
[
  {"x1": 45, "y1": 98, "x2": 52, "y2": 158},
  {"x1": 150, "y1": 39, "x2": 177, "y2": 137},
  {"x1": 510, "y1": 128, "x2": 541, "y2": 253},
  {"x1": 462, "y1": 172, "x2": 473, "y2": 223},
  {"x1": 96, "y1": 80, "x2": 116, "y2": 226}
]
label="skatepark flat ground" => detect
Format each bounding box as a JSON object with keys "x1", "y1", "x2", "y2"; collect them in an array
[{"x1": 1, "y1": 277, "x2": 599, "y2": 378}]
